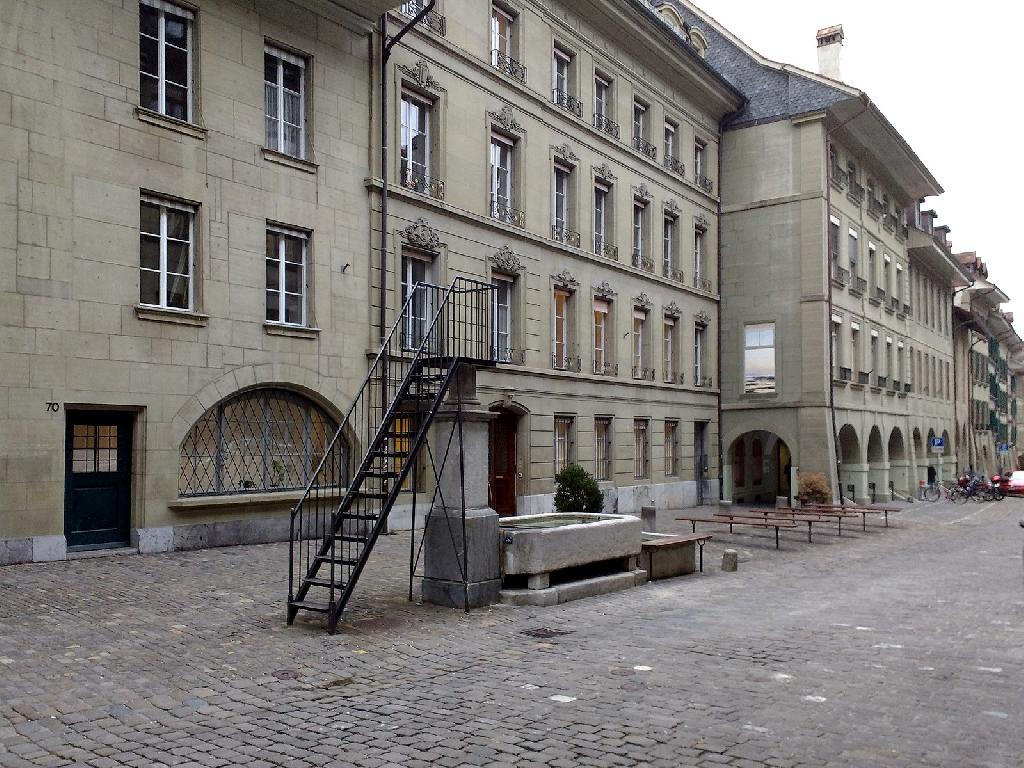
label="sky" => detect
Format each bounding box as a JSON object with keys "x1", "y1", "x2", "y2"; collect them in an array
[{"x1": 695, "y1": 1, "x2": 1022, "y2": 328}]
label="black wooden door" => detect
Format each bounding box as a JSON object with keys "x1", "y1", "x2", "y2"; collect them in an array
[{"x1": 65, "y1": 412, "x2": 133, "y2": 549}]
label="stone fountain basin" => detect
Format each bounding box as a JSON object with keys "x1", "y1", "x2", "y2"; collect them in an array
[{"x1": 498, "y1": 512, "x2": 642, "y2": 576}]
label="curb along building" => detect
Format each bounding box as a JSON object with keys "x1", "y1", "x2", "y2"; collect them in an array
[{"x1": 0, "y1": 0, "x2": 741, "y2": 564}]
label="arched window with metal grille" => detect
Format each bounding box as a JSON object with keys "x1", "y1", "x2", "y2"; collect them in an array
[{"x1": 178, "y1": 388, "x2": 344, "y2": 497}]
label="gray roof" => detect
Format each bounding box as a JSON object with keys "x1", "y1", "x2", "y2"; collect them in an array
[{"x1": 651, "y1": 0, "x2": 852, "y2": 128}]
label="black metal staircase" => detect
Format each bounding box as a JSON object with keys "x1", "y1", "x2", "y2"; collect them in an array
[{"x1": 287, "y1": 278, "x2": 496, "y2": 633}]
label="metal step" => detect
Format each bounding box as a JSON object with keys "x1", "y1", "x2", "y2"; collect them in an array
[
  {"x1": 315, "y1": 554, "x2": 360, "y2": 566},
  {"x1": 352, "y1": 490, "x2": 389, "y2": 500},
  {"x1": 333, "y1": 534, "x2": 369, "y2": 543},
  {"x1": 288, "y1": 599, "x2": 332, "y2": 613},
  {"x1": 304, "y1": 576, "x2": 347, "y2": 589}
]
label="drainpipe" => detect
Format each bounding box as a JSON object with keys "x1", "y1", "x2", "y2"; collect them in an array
[
  {"x1": 378, "y1": 2, "x2": 436, "y2": 343},
  {"x1": 824, "y1": 100, "x2": 869, "y2": 504}
]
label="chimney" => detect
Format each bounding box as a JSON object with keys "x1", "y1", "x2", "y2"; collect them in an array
[{"x1": 816, "y1": 24, "x2": 844, "y2": 81}]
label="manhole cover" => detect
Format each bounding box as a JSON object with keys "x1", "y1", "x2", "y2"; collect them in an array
[
  {"x1": 521, "y1": 627, "x2": 573, "y2": 639},
  {"x1": 273, "y1": 669, "x2": 300, "y2": 680}
]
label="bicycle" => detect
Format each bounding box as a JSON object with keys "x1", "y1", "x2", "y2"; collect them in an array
[{"x1": 923, "y1": 480, "x2": 962, "y2": 502}]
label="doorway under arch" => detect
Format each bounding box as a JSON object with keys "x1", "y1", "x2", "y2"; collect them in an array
[{"x1": 727, "y1": 431, "x2": 791, "y2": 504}]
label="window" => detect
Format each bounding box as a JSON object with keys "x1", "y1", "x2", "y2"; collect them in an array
[
  {"x1": 554, "y1": 416, "x2": 574, "y2": 476},
  {"x1": 594, "y1": 182, "x2": 610, "y2": 254},
  {"x1": 491, "y1": 5, "x2": 512, "y2": 57},
  {"x1": 593, "y1": 298, "x2": 609, "y2": 374},
  {"x1": 632, "y1": 201, "x2": 646, "y2": 268},
  {"x1": 492, "y1": 275, "x2": 513, "y2": 361},
  {"x1": 633, "y1": 419, "x2": 649, "y2": 479},
  {"x1": 743, "y1": 322, "x2": 775, "y2": 393},
  {"x1": 595, "y1": 417, "x2": 612, "y2": 481},
  {"x1": 694, "y1": 139, "x2": 706, "y2": 178},
  {"x1": 400, "y1": 91, "x2": 431, "y2": 187},
  {"x1": 552, "y1": 163, "x2": 570, "y2": 235},
  {"x1": 266, "y1": 226, "x2": 307, "y2": 326},
  {"x1": 663, "y1": 216, "x2": 675, "y2": 277},
  {"x1": 553, "y1": 288, "x2": 570, "y2": 368},
  {"x1": 870, "y1": 332, "x2": 879, "y2": 381},
  {"x1": 867, "y1": 242, "x2": 876, "y2": 289},
  {"x1": 139, "y1": 0, "x2": 193, "y2": 121},
  {"x1": 831, "y1": 317, "x2": 841, "y2": 378},
  {"x1": 664, "y1": 121, "x2": 677, "y2": 160},
  {"x1": 896, "y1": 264, "x2": 904, "y2": 303},
  {"x1": 72, "y1": 424, "x2": 119, "y2": 474},
  {"x1": 829, "y1": 216, "x2": 841, "y2": 265},
  {"x1": 851, "y1": 323, "x2": 861, "y2": 375},
  {"x1": 664, "y1": 421, "x2": 679, "y2": 476},
  {"x1": 694, "y1": 227, "x2": 705, "y2": 282},
  {"x1": 594, "y1": 75, "x2": 610, "y2": 118},
  {"x1": 401, "y1": 251, "x2": 433, "y2": 349},
  {"x1": 663, "y1": 317, "x2": 676, "y2": 382},
  {"x1": 883, "y1": 255, "x2": 891, "y2": 295},
  {"x1": 694, "y1": 323, "x2": 706, "y2": 385},
  {"x1": 632, "y1": 309, "x2": 646, "y2": 377},
  {"x1": 178, "y1": 388, "x2": 341, "y2": 496},
  {"x1": 264, "y1": 46, "x2": 306, "y2": 159},
  {"x1": 632, "y1": 100, "x2": 647, "y2": 140},
  {"x1": 489, "y1": 133, "x2": 513, "y2": 218},
  {"x1": 551, "y1": 46, "x2": 573, "y2": 111},
  {"x1": 140, "y1": 195, "x2": 194, "y2": 311}
]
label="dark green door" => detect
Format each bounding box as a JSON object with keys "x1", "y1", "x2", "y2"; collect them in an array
[{"x1": 65, "y1": 412, "x2": 133, "y2": 550}]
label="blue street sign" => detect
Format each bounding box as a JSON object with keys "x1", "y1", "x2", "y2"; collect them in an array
[
  {"x1": 998, "y1": 443, "x2": 1010, "y2": 453},
  {"x1": 929, "y1": 436, "x2": 944, "y2": 453}
]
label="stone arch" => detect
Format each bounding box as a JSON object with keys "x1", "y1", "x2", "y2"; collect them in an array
[
  {"x1": 726, "y1": 431, "x2": 790, "y2": 504},
  {"x1": 912, "y1": 427, "x2": 924, "y2": 459},
  {"x1": 656, "y1": 4, "x2": 687, "y2": 35},
  {"x1": 838, "y1": 424, "x2": 861, "y2": 464},
  {"x1": 722, "y1": 418, "x2": 799, "y2": 470},
  {"x1": 888, "y1": 427, "x2": 911, "y2": 497},
  {"x1": 941, "y1": 429, "x2": 952, "y2": 457},
  {"x1": 867, "y1": 426, "x2": 885, "y2": 464},
  {"x1": 887, "y1": 427, "x2": 906, "y2": 461}
]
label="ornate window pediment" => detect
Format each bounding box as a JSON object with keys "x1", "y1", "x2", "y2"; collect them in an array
[
  {"x1": 401, "y1": 218, "x2": 443, "y2": 251},
  {"x1": 632, "y1": 183, "x2": 653, "y2": 203},
  {"x1": 490, "y1": 245, "x2": 523, "y2": 274},
  {"x1": 694, "y1": 213, "x2": 710, "y2": 231},
  {"x1": 398, "y1": 60, "x2": 445, "y2": 93},
  {"x1": 593, "y1": 280, "x2": 617, "y2": 299},
  {"x1": 632, "y1": 292, "x2": 653, "y2": 311},
  {"x1": 489, "y1": 105, "x2": 525, "y2": 135},
  {"x1": 695, "y1": 309, "x2": 711, "y2": 326},
  {"x1": 664, "y1": 199, "x2": 681, "y2": 216},
  {"x1": 552, "y1": 269, "x2": 579, "y2": 291},
  {"x1": 663, "y1": 301, "x2": 682, "y2": 318},
  {"x1": 552, "y1": 143, "x2": 579, "y2": 165},
  {"x1": 594, "y1": 162, "x2": 617, "y2": 184}
]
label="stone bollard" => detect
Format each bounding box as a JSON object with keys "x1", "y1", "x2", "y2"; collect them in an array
[
  {"x1": 776, "y1": 496, "x2": 788, "y2": 509},
  {"x1": 721, "y1": 549, "x2": 738, "y2": 572},
  {"x1": 640, "y1": 505, "x2": 657, "y2": 532}
]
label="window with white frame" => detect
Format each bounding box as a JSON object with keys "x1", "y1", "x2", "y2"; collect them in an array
[
  {"x1": 632, "y1": 100, "x2": 646, "y2": 140},
  {"x1": 266, "y1": 226, "x2": 307, "y2": 326},
  {"x1": 140, "y1": 195, "x2": 194, "y2": 310},
  {"x1": 663, "y1": 215, "x2": 675, "y2": 277},
  {"x1": 593, "y1": 297, "x2": 609, "y2": 374},
  {"x1": 632, "y1": 308, "x2": 646, "y2": 377},
  {"x1": 491, "y1": 274, "x2": 513, "y2": 361},
  {"x1": 594, "y1": 74, "x2": 610, "y2": 119},
  {"x1": 554, "y1": 415, "x2": 574, "y2": 476},
  {"x1": 264, "y1": 46, "x2": 306, "y2": 159},
  {"x1": 489, "y1": 133, "x2": 513, "y2": 217},
  {"x1": 139, "y1": 0, "x2": 193, "y2": 121},
  {"x1": 663, "y1": 316, "x2": 676, "y2": 382},
  {"x1": 829, "y1": 215, "x2": 841, "y2": 265},
  {"x1": 552, "y1": 47, "x2": 570, "y2": 98},
  {"x1": 896, "y1": 264, "x2": 904, "y2": 303},
  {"x1": 694, "y1": 322, "x2": 706, "y2": 385},
  {"x1": 664, "y1": 121, "x2": 677, "y2": 160},
  {"x1": 632, "y1": 201, "x2": 646, "y2": 267},
  {"x1": 400, "y1": 91, "x2": 431, "y2": 186},
  {"x1": 694, "y1": 226, "x2": 705, "y2": 281},
  {"x1": 694, "y1": 138, "x2": 706, "y2": 178},
  {"x1": 633, "y1": 419, "x2": 649, "y2": 479},
  {"x1": 831, "y1": 317, "x2": 841, "y2": 378},
  {"x1": 401, "y1": 251, "x2": 433, "y2": 349},
  {"x1": 664, "y1": 420, "x2": 679, "y2": 476},
  {"x1": 490, "y1": 5, "x2": 513, "y2": 65},
  {"x1": 595, "y1": 417, "x2": 612, "y2": 481},
  {"x1": 553, "y1": 288, "x2": 571, "y2": 368},
  {"x1": 553, "y1": 163, "x2": 570, "y2": 235},
  {"x1": 743, "y1": 322, "x2": 775, "y2": 393},
  {"x1": 883, "y1": 254, "x2": 891, "y2": 295},
  {"x1": 867, "y1": 241, "x2": 876, "y2": 289},
  {"x1": 848, "y1": 228, "x2": 858, "y2": 272},
  {"x1": 594, "y1": 182, "x2": 610, "y2": 254}
]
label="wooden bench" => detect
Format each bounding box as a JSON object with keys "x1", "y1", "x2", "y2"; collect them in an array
[
  {"x1": 806, "y1": 503, "x2": 897, "y2": 529},
  {"x1": 731, "y1": 508, "x2": 853, "y2": 542},
  {"x1": 676, "y1": 515, "x2": 797, "y2": 549},
  {"x1": 641, "y1": 532, "x2": 713, "y2": 576}
]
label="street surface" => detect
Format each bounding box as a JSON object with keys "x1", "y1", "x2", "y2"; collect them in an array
[{"x1": 1, "y1": 499, "x2": 1022, "y2": 767}]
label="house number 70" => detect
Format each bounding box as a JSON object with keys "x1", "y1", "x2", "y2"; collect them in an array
[{"x1": 45, "y1": 402, "x2": 60, "y2": 412}]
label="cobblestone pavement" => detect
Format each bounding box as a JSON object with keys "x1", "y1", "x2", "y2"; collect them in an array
[{"x1": 1, "y1": 499, "x2": 1023, "y2": 767}]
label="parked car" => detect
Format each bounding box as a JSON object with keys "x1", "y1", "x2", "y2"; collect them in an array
[{"x1": 999, "y1": 471, "x2": 1024, "y2": 496}]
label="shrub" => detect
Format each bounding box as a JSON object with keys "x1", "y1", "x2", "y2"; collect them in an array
[
  {"x1": 796, "y1": 472, "x2": 832, "y2": 506},
  {"x1": 553, "y1": 464, "x2": 604, "y2": 513}
]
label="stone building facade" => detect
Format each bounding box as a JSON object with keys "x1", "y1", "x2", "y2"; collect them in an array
[{"x1": 0, "y1": 0, "x2": 741, "y2": 563}]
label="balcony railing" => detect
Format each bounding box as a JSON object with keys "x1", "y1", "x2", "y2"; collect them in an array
[
  {"x1": 663, "y1": 264, "x2": 685, "y2": 283},
  {"x1": 400, "y1": 1, "x2": 447, "y2": 36},
  {"x1": 551, "y1": 351, "x2": 581, "y2": 372},
  {"x1": 696, "y1": 174, "x2": 714, "y2": 194},
  {"x1": 663, "y1": 370, "x2": 682, "y2": 385},
  {"x1": 632, "y1": 248, "x2": 654, "y2": 272},
  {"x1": 494, "y1": 347, "x2": 526, "y2": 365},
  {"x1": 593, "y1": 113, "x2": 619, "y2": 139},
  {"x1": 632, "y1": 365, "x2": 656, "y2": 381},
  {"x1": 831, "y1": 263, "x2": 850, "y2": 286},
  {"x1": 847, "y1": 181, "x2": 865, "y2": 204},
  {"x1": 850, "y1": 275, "x2": 867, "y2": 294},
  {"x1": 857, "y1": 371, "x2": 870, "y2": 385},
  {"x1": 830, "y1": 163, "x2": 848, "y2": 189},
  {"x1": 632, "y1": 135, "x2": 657, "y2": 160},
  {"x1": 551, "y1": 223, "x2": 581, "y2": 248},
  {"x1": 838, "y1": 366, "x2": 852, "y2": 382},
  {"x1": 663, "y1": 154, "x2": 685, "y2": 175},
  {"x1": 593, "y1": 360, "x2": 618, "y2": 376},
  {"x1": 693, "y1": 272, "x2": 713, "y2": 292},
  {"x1": 883, "y1": 213, "x2": 897, "y2": 233},
  {"x1": 491, "y1": 49, "x2": 527, "y2": 84},
  {"x1": 868, "y1": 197, "x2": 885, "y2": 219},
  {"x1": 400, "y1": 169, "x2": 445, "y2": 200},
  {"x1": 490, "y1": 198, "x2": 525, "y2": 227},
  {"x1": 551, "y1": 89, "x2": 582, "y2": 118},
  {"x1": 594, "y1": 235, "x2": 618, "y2": 261},
  {"x1": 694, "y1": 375, "x2": 713, "y2": 388}
]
